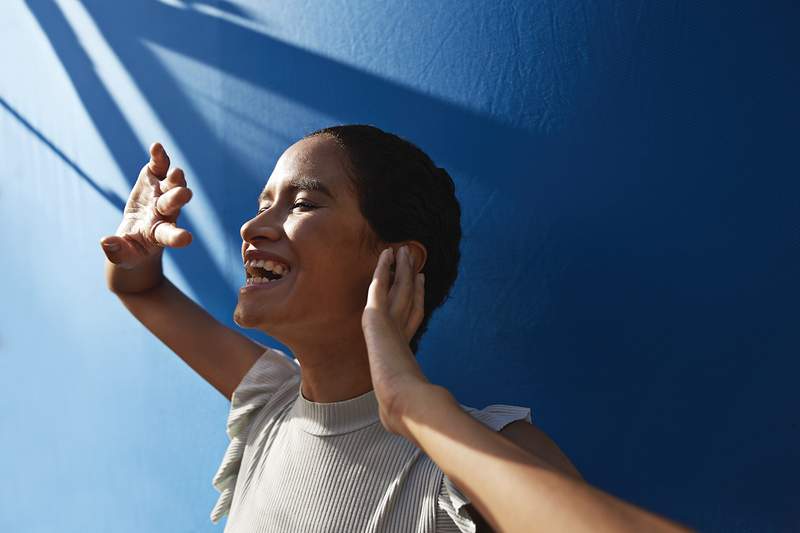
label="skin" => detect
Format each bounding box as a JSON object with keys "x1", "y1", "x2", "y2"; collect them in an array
[
  {"x1": 364, "y1": 246, "x2": 691, "y2": 533},
  {"x1": 234, "y1": 134, "x2": 428, "y2": 403},
  {"x1": 101, "y1": 137, "x2": 689, "y2": 532}
]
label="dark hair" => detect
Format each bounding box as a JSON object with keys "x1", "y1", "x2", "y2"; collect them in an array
[{"x1": 303, "y1": 124, "x2": 462, "y2": 354}]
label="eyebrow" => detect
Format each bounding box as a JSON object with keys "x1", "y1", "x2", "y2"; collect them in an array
[{"x1": 258, "y1": 176, "x2": 335, "y2": 203}]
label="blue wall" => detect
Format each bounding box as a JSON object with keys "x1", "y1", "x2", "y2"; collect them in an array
[{"x1": 1, "y1": 1, "x2": 797, "y2": 531}]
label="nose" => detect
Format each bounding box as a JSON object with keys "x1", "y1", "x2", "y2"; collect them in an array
[{"x1": 240, "y1": 209, "x2": 282, "y2": 244}]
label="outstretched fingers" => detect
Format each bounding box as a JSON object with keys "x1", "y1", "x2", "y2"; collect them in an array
[
  {"x1": 156, "y1": 186, "x2": 192, "y2": 218},
  {"x1": 161, "y1": 166, "x2": 186, "y2": 192},
  {"x1": 147, "y1": 142, "x2": 170, "y2": 179},
  {"x1": 151, "y1": 220, "x2": 192, "y2": 248}
]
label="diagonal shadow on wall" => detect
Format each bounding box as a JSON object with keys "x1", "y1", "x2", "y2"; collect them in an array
[
  {"x1": 25, "y1": 0, "x2": 238, "y2": 319},
  {"x1": 56, "y1": 0, "x2": 578, "y2": 352},
  {"x1": 0, "y1": 96, "x2": 126, "y2": 211},
  {"x1": 80, "y1": 0, "x2": 568, "y2": 198},
  {"x1": 21, "y1": 1, "x2": 800, "y2": 530}
]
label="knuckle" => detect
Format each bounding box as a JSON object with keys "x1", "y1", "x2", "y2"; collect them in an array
[
  {"x1": 148, "y1": 219, "x2": 168, "y2": 247},
  {"x1": 154, "y1": 197, "x2": 167, "y2": 216}
]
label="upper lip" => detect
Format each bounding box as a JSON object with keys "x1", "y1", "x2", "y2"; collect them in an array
[{"x1": 243, "y1": 249, "x2": 292, "y2": 270}]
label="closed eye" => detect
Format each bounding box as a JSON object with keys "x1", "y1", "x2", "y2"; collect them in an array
[
  {"x1": 292, "y1": 201, "x2": 316, "y2": 211},
  {"x1": 256, "y1": 201, "x2": 318, "y2": 215}
]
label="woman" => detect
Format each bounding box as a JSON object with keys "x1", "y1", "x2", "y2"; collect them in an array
[{"x1": 100, "y1": 125, "x2": 687, "y2": 532}]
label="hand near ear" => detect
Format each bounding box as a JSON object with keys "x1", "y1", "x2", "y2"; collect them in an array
[
  {"x1": 361, "y1": 248, "x2": 692, "y2": 533},
  {"x1": 361, "y1": 245, "x2": 428, "y2": 440}
]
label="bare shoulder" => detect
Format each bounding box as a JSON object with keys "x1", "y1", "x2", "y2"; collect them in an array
[
  {"x1": 499, "y1": 420, "x2": 583, "y2": 480},
  {"x1": 460, "y1": 420, "x2": 584, "y2": 531}
]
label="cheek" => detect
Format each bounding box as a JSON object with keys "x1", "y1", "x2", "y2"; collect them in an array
[
  {"x1": 287, "y1": 214, "x2": 365, "y2": 254},
  {"x1": 289, "y1": 220, "x2": 373, "y2": 294}
]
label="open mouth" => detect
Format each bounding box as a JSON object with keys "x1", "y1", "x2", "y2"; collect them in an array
[{"x1": 244, "y1": 259, "x2": 291, "y2": 287}]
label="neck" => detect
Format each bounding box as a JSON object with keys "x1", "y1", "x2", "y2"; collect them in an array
[{"x1": 280, "y1": 320, "x2": 374, "y2": 403}]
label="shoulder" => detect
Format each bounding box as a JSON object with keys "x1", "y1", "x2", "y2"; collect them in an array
[
  {"x1": 499, "y1": 419, "x2": 583, "y2": 480},
  {"x1": 435, "y1": 402, "x2": 526, "y2": 532},
  {"x1": 210, "y1": 348, "x2": 300, "y2": 523},
  {"x1": 228, "y1": 347, "x2": 300, "y2": 424},
  {"x1": 458, "y1": 402, "x2": 580, "y2": 479},
  {"x1": 442, "y1": 407, "x2": 582, "y2": 530}
]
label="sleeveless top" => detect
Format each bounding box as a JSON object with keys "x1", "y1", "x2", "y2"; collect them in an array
[{"x1": 210, "y1": 348, "x2": 531, "y2": 532}]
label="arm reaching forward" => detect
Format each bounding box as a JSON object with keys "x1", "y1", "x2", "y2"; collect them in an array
[
  {"x1": 361, "y1": 245, "x2": 692, "y2": 533},
  {"x1": 100, "y1": 142, "x2": 263, "y2": 400}
]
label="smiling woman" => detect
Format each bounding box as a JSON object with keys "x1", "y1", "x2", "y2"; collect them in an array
[{"x1": 100, "y1": 126, "x2": 688, "y2": 532}]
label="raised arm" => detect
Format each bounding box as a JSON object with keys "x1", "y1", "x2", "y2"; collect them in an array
[
  {"x1": 100, "y1": 142, "x2": 263, "y2": 400},
  {"x1": 361, "y1": 245, "x2": 692, "y2": 533}
]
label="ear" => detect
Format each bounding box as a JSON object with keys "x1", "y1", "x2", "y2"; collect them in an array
[{"x1": 401, "y1": 241, "x2": 427, "y2": 274}]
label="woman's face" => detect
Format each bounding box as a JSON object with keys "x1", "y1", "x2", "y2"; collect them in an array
[{"x1": 234, "y1": 135, "x2": 380, "y2": 342}]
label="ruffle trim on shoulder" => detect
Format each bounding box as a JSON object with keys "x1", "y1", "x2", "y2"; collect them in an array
[
  {"x1": 210, "y1": 348, "x2": 300, "y2": 524},
  {"x1": 439, "y1": 403, "x2": 532, "y2": 531},
  {"x1": 461, "y1": 403, "x2": 532, "y2": 431}
]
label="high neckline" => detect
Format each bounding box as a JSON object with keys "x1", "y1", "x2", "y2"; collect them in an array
[{"x1": 288, "y1": 381, "x2": 381, "y2": 436}]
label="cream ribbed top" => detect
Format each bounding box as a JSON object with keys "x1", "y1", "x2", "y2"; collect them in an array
[{"x1": 211, "y1": 348, "x2": 531, "y2": 532}]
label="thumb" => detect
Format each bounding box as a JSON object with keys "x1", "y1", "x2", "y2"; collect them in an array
[{"x1": 100, "y1": 235, "x2": 137, "y2": 265}]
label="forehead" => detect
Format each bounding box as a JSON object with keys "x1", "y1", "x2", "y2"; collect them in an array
[{"x1": 260, "y1": 136, "x2": 352, "y2": 200}]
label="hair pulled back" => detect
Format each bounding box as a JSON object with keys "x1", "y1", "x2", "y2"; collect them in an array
[{"x1": 304, "y1": 124, "x2": 461, "y2": 354}]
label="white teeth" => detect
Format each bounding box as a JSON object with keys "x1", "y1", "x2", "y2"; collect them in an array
[
  {"x1": 246, "y1": 275, "x2": 288, "y2": 286},
  {"x1": 244, "y1": 258, "x2": 290, "y2": 278}
]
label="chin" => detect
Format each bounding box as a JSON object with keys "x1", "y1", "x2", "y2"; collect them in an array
[
  {"x1": 233, "y1": 303, "x2": 285, "y2": 336},
  {"x1": 233, "y1": 304, "x2": 260, "y2": 329}
]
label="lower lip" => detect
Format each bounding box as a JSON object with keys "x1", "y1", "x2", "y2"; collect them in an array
[{"x1": 239, "y1": 274, "x2": 290, "y2": 295}]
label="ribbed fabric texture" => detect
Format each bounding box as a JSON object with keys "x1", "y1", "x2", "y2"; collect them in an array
[{"x1": 211, "y1": 349, "x2": 532, "y2": 532}]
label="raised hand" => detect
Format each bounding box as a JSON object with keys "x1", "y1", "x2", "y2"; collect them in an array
[
  {"x1": 99, "y1": 142, "x2": 193, "y2": 269},
  {"x1": 362, "y1": 245, "x2": 429, "y2": 439}
]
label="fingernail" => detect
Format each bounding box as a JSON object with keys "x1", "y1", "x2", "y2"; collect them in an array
[{"x1": 103, "y1": 242, "x2": 120, "y2": 252}]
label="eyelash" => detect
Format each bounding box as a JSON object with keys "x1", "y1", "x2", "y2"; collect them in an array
[{"x1": 257, "y1": 201, "x2": 316, "y2": 214}]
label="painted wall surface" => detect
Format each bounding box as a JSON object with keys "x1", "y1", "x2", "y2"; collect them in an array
[{"x1": 1, "y1": 1, "x2": 797, "y2": 531}]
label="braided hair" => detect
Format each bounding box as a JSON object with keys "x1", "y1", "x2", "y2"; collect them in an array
[{"x1": 303, "y1": 125, "x2": 462, "y2": 354}]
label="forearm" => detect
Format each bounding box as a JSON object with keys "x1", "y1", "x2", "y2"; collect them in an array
[
  {"x1": 401, "y1": 385, "x2": 690, "y2": 533},
  {"x1": 104, "y1": 249, "x2": 165, "y2": 293}
]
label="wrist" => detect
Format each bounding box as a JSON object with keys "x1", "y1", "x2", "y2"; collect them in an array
[
  {"x1": 395, "y1": 383, "x2": 458, "y2": 442},
  {"x1": 106, "y1": 251, "x2": 165, "y2": 293},
  {"x1": 404, "y1": 383, "x2": 456, "y2": 414}
]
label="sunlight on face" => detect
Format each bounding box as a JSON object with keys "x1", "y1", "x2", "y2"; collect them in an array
[{"x1": 234, "y1": 135, "x2": 380, "y2": 345}]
